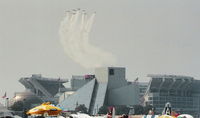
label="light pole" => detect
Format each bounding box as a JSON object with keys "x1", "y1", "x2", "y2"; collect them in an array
[
  {"x1": 6, "y1": 98, "x2": 9, "y2": 109},
  {"x1": 23, "y1": 99, "x2": 27, "y2": 118}
]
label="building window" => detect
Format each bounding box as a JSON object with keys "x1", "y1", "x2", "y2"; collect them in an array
[
  {"x1": 148, "y1": 97, "x2": 153, "y2": 100},
  {"x1": 109, "y1": 69, "x2": 114, "y2": 75}
]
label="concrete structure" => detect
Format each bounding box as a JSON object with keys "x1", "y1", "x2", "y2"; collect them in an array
[
  {"x1": 70, "y1": 75, "x2": 95, "y2": 91},
  {"x1": 18, "y1": 74, "x2": 68, "y2": 104},
  {"x1": 143, "y1": 74, "x2": 200, "y2": 117},
  {"x1": 58, "y1": 67, "x2": 139, "y2": 115}
]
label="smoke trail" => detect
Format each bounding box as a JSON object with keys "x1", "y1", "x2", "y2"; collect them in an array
[{"x1": 59, "y1": 9, "x2": 117, "y2": 69}]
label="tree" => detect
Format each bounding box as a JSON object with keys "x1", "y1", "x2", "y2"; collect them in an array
[
  {"x1": 133, "y1": 105, "x2": 144, "y2": 115},
  {"x1": 115, "y1": 106, "x2": 130, "y2": 115},
  {"x1": 10, "y1": 101, "x2": 24, "y2": 111},
  {"x1": 143, "y1": 105, "x2": 155, "y2": 115},
  {"x1": 98, "y1": 106, "x2": 108, "y2": 115},
  {"x1": 75, "y1": 104, "x2": 88, "y2": 114}
]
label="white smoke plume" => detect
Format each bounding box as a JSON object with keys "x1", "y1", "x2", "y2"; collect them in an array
[{"x1": 59, "y1": 9, "x2": 117, "y2": 69}]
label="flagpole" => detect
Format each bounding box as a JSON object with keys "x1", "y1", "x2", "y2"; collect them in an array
[
  {"x1": 4, "y1": 98, "x2": 6, "y2": 107},
  {"x1": 6, "y1": 98, "x2": 9, "y2": 109},
  {"x1": 58, "y1": 77, "x2": 61, "y2": 93}
]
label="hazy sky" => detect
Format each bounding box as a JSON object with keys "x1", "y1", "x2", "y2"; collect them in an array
[{"x1": 0, "y1": 0, "x2": 200, "y2": 98}]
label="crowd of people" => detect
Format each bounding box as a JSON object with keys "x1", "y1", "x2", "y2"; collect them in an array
[{"x1": 106, "y1": 102, "x2": 186, "y2": 118}]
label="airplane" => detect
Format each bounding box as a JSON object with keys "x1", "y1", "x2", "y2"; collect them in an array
[{"x1": 26, "y1": 102, "x2": 62, "y2": 117}]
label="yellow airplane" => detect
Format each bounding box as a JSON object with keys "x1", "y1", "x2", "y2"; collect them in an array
[{"x1": 26, "y1": 102, "x2": 62, "y2": 117}]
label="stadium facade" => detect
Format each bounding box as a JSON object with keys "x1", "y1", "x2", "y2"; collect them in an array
[
  {"x1": 58, "y1": 67, "x2": 139, "y2": 115},
  {"x1": 138, "y1": 82, "x2": 148, "y2": 98},
  {"x1": 18, "y1": 74, "x2": 68, "y2": 104},
  {"x1": 143, "y1": 74, "x2": 200, "y2": 117}
]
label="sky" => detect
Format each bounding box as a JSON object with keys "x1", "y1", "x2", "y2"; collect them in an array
[{"x1": 0, "y1": 0, "x2": 200, "y2": 99}]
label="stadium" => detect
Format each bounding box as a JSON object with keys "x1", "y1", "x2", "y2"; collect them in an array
[{"x1": 142, "y1": 74, "x2": 200, "y2": 117}]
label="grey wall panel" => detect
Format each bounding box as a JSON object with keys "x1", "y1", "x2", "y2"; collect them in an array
[
  {"x1": 95, "y1": 67, "x2": 127, "y2": 89},
  {"x1": 58, "y1": 79, "x2": 96, "y2": 111},
  {"x1": 71, "y1": 77, "x2": 91, "y2": 90},
  {"x1": 108, "y1": 84, "x2": 139, "y2": 106},
  {"x1": 107, "y1": 67, "x2": 127, "y2": 90},
  {"x1": 92, "y1": 83, "x2": 108, "y2": 115}
]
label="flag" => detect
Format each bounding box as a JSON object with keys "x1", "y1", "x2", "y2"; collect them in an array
[
  {"x1": 2, "y1": 92, "x2": 6, "y2": 99},
  {"x1": 134, "y1": 77, "x2": 139, "y2": 82},
  {"x1": 133, "y1": 77, "x2": 139, "y2": 85}
]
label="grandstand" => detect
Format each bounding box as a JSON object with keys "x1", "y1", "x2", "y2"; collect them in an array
[
  {"x1": 143, "y1": 74, "x2": 200, "y2": 117},
  {"x1": 19, "y1": 74, "x2": 68, "y2": 103}
]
